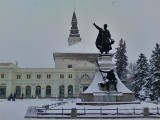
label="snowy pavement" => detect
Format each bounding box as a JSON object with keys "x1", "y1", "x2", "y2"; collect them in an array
[{"x1": 0, "y1": 98, "x2": 160, "y2": 120}]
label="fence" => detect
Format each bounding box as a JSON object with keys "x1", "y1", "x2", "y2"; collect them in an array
[{"x1": 36, "y1": 106, "x2": 160, "y2": 118}]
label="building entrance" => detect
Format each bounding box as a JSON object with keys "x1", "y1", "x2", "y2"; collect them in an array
[
  {"x1": 36, "y1": 86, "x2": 41, "y2": 97},
  {"x1": 0, "y1": 86, "x2": 6, "y2": 98},
  {"x1": 59, "y1": 85, "x2": 65, "y2": 98}
]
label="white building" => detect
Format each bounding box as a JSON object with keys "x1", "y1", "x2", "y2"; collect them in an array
[{"x1": 0, "y1": 11, "x2": 99, "y2": 98}]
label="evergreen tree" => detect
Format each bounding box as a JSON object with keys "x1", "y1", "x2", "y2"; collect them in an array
[
  {"x1": 127, "y1": 62, "x2": 137, "y2": 82},
  {"x1": 132, "y1": 53, "x2": 150, "y2": 99},
  {"x1": 115, "y1": 38, "x2": 128, "y2": 82},
  {"x1": 127, "y1": 62, "x2": 137, "y2": 90},
  {"x1": 150, "y1": 43, "x2": 160, "y2": 100}
]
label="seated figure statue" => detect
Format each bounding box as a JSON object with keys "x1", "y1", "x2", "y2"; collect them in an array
[{"x1": 100, "y1": 69, "x2": 117, "y2": 92}]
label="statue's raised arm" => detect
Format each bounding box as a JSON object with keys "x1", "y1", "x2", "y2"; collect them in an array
[{"x1": 93, "y1": 23, "x2": 101, "y2": 30}]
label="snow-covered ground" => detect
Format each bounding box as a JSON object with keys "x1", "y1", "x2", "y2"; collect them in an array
[{"x1": 0, "y1": 98, "x2": 160, "y2": 120}]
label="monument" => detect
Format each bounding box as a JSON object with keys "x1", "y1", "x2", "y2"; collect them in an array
[{"x1": 81, "y1": 23, "x2": 135, "y2": 102}]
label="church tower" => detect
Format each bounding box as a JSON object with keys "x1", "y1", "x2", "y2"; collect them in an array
[{"x1": 68, "y1": 10, "x2": 81, "y2": 46}]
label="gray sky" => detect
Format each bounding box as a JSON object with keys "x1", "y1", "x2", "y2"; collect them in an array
[{"x1": 0, "y1": 0, "x2": 160, "y2": 68}]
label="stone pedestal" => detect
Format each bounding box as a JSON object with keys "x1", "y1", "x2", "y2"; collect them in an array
[{"x1": 81, "y1": 53, "x2": 135, "y2": 102}]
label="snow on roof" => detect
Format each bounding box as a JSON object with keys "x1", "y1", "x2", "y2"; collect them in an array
[
  {"x1": 0, "y1": 62, "x2": 17, "y2": 67},
  {"x1": 56, "y1": 40, "x2": 99, "y2": 53},
  {"x1": 83, "y1": 70, "x2": 133, "y2": 94}
]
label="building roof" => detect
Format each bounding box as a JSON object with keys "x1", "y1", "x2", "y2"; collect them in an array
[
  {"x1": 55, "y1": 40, "x2": 99, "y2": 54},
  {"x1": 0, "y1": 62, "x2": 18, "y2": 68}
]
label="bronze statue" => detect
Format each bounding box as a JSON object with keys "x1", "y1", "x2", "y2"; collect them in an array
[
  {"x1": 96, "y1": 60, "x2": 117, "y2": 92},
  {"x1": 93, "y1": 23, "x2": 114, "y2": 54},
  {"x1": 100, "y1": 69, "x2": 117, "y2": 91}
]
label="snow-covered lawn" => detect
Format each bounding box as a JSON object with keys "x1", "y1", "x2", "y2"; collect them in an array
[{"x1": 0, "y1": 98, "x2": 160, "y2": 120}]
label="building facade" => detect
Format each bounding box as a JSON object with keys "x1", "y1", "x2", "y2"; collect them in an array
[
  {"x1": 0, "y1": 61, "x2": 96, "y2": 98},
  {"x1": 0, "y1": 11, "x2": 99, "y2": 98}
]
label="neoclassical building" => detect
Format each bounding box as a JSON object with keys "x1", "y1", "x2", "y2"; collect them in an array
[{"x1": 0, "y1": 11, "x2": 99, "y2": 98}]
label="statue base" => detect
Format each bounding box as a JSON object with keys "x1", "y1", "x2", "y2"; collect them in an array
[
  {"x1": 81, "y1": 53, "x2": 135, "y2": 102},
  {"x1": 98, "y1": 83, "x2": 117, "y2": 91}
]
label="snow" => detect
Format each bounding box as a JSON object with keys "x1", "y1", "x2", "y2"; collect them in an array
[
  {"x1": 0, "y1": 98, "x2": 160, "y2": 120},
  {"x1": 83, "y1": 71, "x2": 102, "y2": 93},
  {"x1": 98, "y1": 59, "x2": 115, "y2": 64},
  {"x1": 83, "y1": 70, "x2": 133, "y2": 93},
  {"x1": 55, "y1": 40, "x2": 115, "y2": 54},
  {"x1": 93, "y1": 92, "x2": 123, "y2": 96},
  {"x1": 115, "y1": 72, "x2": 133, "y2": 93},
  {"x1": 56, "y1": 40, "x2": 99, "y2": 54}
]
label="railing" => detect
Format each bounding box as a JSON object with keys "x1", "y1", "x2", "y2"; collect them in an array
[
  {"x1": 150, "y1": 107, "x2": 160, "y2": 115},
  {"x1": 36, "y1": 107, "x2": 160, "y2": 117},
  {"x1": 39, "y1": 100, "x2": 68, "y2": 109}
]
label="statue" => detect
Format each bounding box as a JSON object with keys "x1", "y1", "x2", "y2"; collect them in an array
[
  {"x1": 100, "y1": 69, "x2": 117, "y2": 92},
  {"x1": 93, "y1": 23, "x2": 115, "y2": 54},
  {"x1": 96, "y1": 60, "x2": 117, "y2": 92}
]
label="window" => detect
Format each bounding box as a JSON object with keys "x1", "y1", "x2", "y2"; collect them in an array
[
  {"x1": 37, "y1": 75, "x2": 41, "y2": 79},
  {"x1": 27, "y1": 75, "x2": 31, "y2": 79},
  {"x1": 47, "y1": 74, "x2": 51, "y2": 79},
  {"x1": 68, "y1": 74, "x2": 72, "y2": 78},
  {"x1": 60, "y1": 74, "x2": 64, "y2": 79},
  {"x1": 1, "y1": 74, "x2": 4, "y2": 79},
  {"x1": 68, "y1": 65, "x2": 72, "y2": 68},
  {"x1": 17, "y1": 75, "x2": 21, "y2": 79}
]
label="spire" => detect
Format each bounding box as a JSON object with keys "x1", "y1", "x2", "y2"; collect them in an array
[
  {"x1": 68, "y1": 10, "x2": 81, "y2": 46},
  {"x1": 72, "y1": 10, "x2": 77, "y2": 21}
]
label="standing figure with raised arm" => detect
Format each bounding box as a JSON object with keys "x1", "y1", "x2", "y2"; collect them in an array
[{"x1": 93, "y1": 23, "x2": 114, "y2": 54}]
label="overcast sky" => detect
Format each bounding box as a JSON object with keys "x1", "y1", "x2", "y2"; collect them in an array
[{"x1": 0, "y1": 0, "x2": 160, "y2": 68}]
